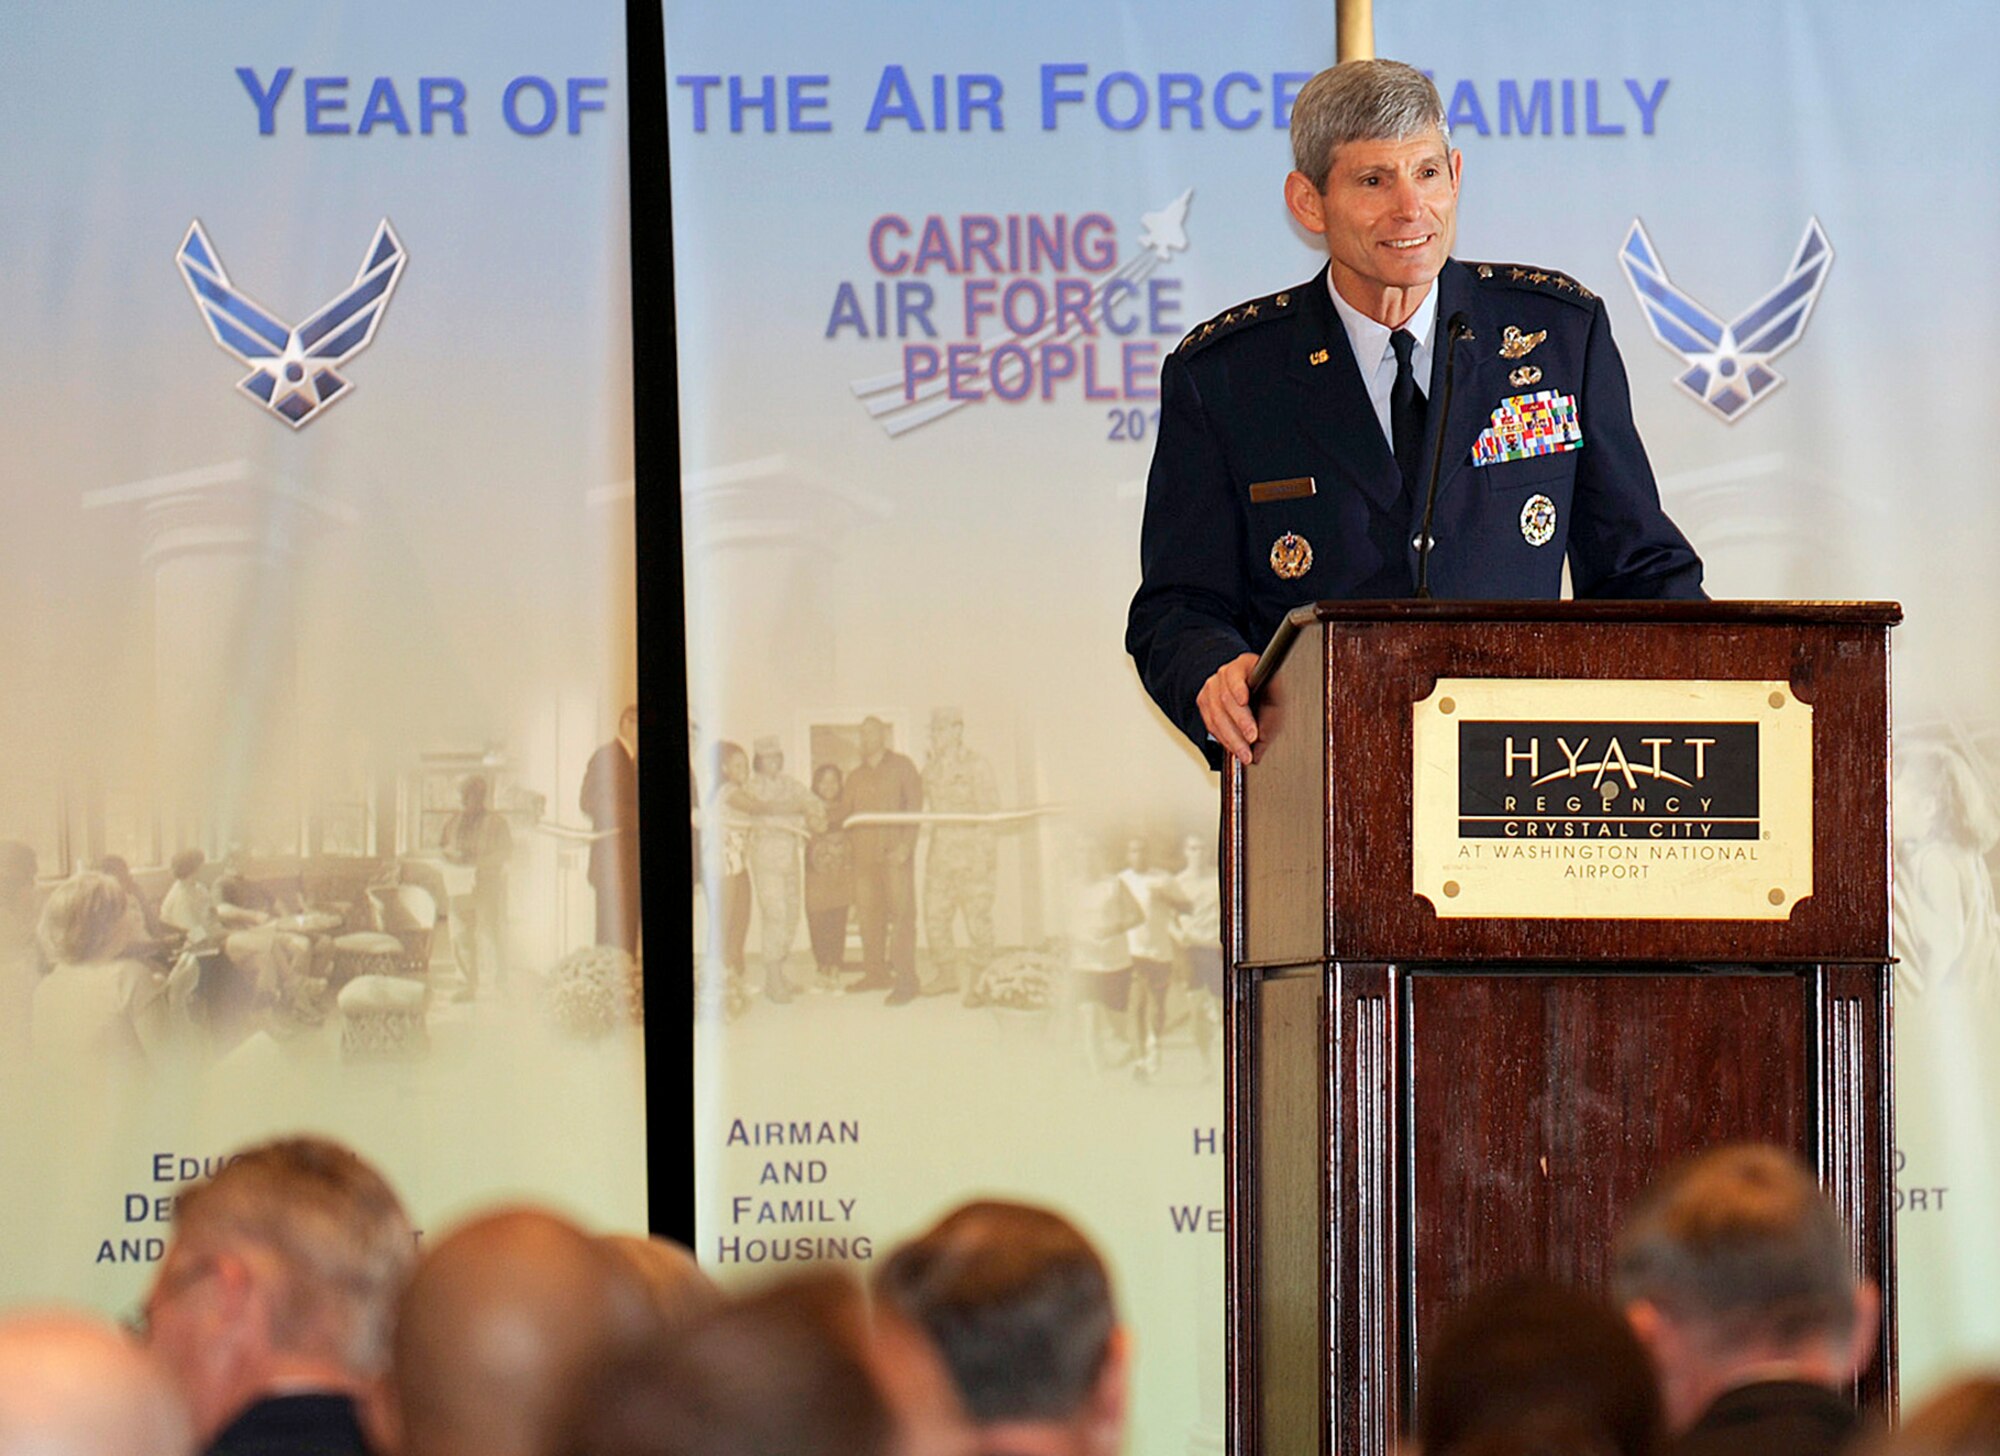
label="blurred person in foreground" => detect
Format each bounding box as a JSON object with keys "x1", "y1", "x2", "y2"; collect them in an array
[
  {"x1": 1417, "y1": 1278, "x2": 1662, "y2": 1456},
  {"x1": 561, "y1": 1268, "x2": 971, "y2": 1456},
  {"x1": 393, "y1": 1208, "x2": 661, "y2": 1456},
  {"x1": 137, "y1": 1136, "x2": 415, "y2": 1456},
  {"x1": 1879, "y1": 1378, "x2": 2000, "y2": 1456},
  {"x1": 599, "y1": 1233, "x2": 718, "y2": 1327},
  {"x1": 0, "y1": 1309, "x2": 191, "y2": 1456},
  {"x1": 1614, "y1": 1144, "x2": 1878, "y2": 1456},
  {"x1": 874, "y1": 1200, "x2": 1128, "y2": 1456}
]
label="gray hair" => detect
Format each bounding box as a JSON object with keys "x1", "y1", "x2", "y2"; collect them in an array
[
  {"x1": 1612, "y1": 1143, "x2": 1858, "y2": 1352},
  {"x1": 874, "y1": 1200, "x2": 1117, "y2": 1425},
  {"x1": 1289, "y1": 60, "x2": 1450, "y2": 190},
  {"x1": 172, "y1": 1137, "x2": 415, "y2": 1377}
]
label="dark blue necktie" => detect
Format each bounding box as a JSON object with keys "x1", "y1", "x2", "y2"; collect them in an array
[{"x1": 1390, "y1": 327, "x2": 1426, "y2": 498}]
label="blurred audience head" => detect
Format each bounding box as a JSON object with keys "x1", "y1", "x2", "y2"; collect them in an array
[
  {"x1": 169, "y1": 849, "x2": 205, "y2": 883},
  {"x1": 563, "y1": 1268, "x2": 970, "y2": 1456},
  {"x1": 1418, "y1": 1278, "x2": 1661, "y2": 1456},
  {"x1": 0, "y1": 1309, "x2": 190, "y2": 1456},
  {"x1": 599, "y1": 1234, "x2": 717, "y2": 1328},
  {"x1": 1885, "y1": 1377, "x2": 2000, "y2": 1456},
  {"x1": 140, "y1": 1136, "x2": 414, "y2": 1444},
  {"x1": 1613, "y1": 1143, "x2": 1876, "y2": 1430},
  {"x1": 394, "y1": 1208, "x2": 660, "y2": 1456},
  {"x1": 37, "y1": 872, "x2": 131, "y2": 965},
  {"x1": 873, "y1": 1200, "x2": 1126, "y2": 1455}
]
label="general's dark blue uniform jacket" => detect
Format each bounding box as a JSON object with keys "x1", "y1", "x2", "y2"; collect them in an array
[{"x1": 1126, "y1": 258, "x2": 1705, "y2": 762}]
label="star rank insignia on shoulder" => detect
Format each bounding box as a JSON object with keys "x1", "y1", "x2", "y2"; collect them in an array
[
  {"x1": 1179, "y1": 287, "x2": 1295, "y2": 355},
  {"x1": 1468, "y1": 261, "x2": 1597, "y2": 307}
]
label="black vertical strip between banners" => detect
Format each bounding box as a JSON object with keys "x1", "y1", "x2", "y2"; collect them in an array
[{"x1": 626, "y1": 0, "x2": 695, "y2": 1246}]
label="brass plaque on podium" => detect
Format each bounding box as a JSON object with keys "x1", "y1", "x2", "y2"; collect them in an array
[{"x1": 1411, "y1": 678, "x2": 1812, "y2": 920}]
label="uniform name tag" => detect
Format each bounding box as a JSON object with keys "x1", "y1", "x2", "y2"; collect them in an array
[
  {"x1": 1471, "y1": 390, "x2": 1582, "y2": 466},
  {"x1": 1249, "y1": 476, "x2": 1316, "y2": 503}
]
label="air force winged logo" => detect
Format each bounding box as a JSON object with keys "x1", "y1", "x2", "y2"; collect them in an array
[
  {"x1": 176, "y1": 219, "x2": 407, "y2": 428},
  {"x1": 1618, "y1": 217, "x2": 1832, "y2": 422}
]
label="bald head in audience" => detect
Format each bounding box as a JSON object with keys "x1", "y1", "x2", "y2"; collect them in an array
[
  {"x1": 1417, "y1": 1279, "x2": 1662, "y2": 1456},
  {"x1": 394, "y1": 1208, "x2": 660, "y2": 1456},
  {"x1": 599, "y1": 1235, "x2": 717, "y2": 1327},
  {"x1": 1887, "y1": 1377, "x2": 2000, "y2": 1456},
  {"x1": 0, "y1": 1310, "x2": 190, "y2": 1456},
  {"x1": 562, "y1": 1268, "x2": 971, "y2": 1456}
]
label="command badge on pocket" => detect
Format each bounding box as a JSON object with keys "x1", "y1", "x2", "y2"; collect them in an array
[
  {"x1": 1270, "y1": 532, "x2": 1313, "y2": 579},
  {"x1": 1520, "y1": 493, "x2": 1557, "y2": 547}
]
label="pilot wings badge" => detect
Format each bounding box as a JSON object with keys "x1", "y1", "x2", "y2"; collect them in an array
[
  {"x1": 1618, "y1": 216, "x2": 1832, "y2": 422},
  {"x1": 176, "y1": 219, "x2": 407, "y2": 428}
]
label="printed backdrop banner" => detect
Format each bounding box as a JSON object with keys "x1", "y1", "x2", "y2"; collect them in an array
[
  {"x1": 0, "y1": 4, "x2": 645, "y2": 1308},
  {"x1": 666, "y1": 5, "x2": 1331, "y2": 1449},
  {"x1": 670, "y1": 0, "x2": 1997, "y2": 1442}
]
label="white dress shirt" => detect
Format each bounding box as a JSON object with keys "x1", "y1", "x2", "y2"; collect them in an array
[{"x1": 1325, "y1": 274, "x2": 1440, "y2": 448}]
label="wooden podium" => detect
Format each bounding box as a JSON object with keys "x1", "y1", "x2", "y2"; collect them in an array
[{"x1": 1221, "y1": 601, "x2": 1898, "y2": 1456}]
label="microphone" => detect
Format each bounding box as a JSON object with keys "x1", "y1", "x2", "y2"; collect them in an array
[{"x1": 1415, "y1": 311, "x2": 1475, "y2": 600}]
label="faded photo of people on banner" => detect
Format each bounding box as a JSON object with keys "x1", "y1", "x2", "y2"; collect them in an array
[
  {"x1": 0, "y1": 3, "x2": 647, "y2": 1312},
  {"x1": 691, "y1": 705, "x2": 1220, "y2": 1080},
  {"x1": 667, "y1": 12, "x2": 1331, "y2": 1444}
]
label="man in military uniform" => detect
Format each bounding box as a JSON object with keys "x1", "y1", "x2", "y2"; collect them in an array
[
  {"x1": 743, "y1": 735, "x2": 822, "y2": 1005},
  {"x1": 919, "y1": 707, "x2": 999, "y2": 1004},
  {"x1": 1127, "y1": 60, "x2": 1704, "y2": 767}
]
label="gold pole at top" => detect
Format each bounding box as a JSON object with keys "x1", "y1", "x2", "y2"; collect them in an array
[{"x1": 1337, "y1": 0, "x2": 1375, "y2": 60}]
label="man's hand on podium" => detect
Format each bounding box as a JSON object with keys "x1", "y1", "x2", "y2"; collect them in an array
[{"x1": 1198, "y1": 652, "x2": 1262, "y2": 767}]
